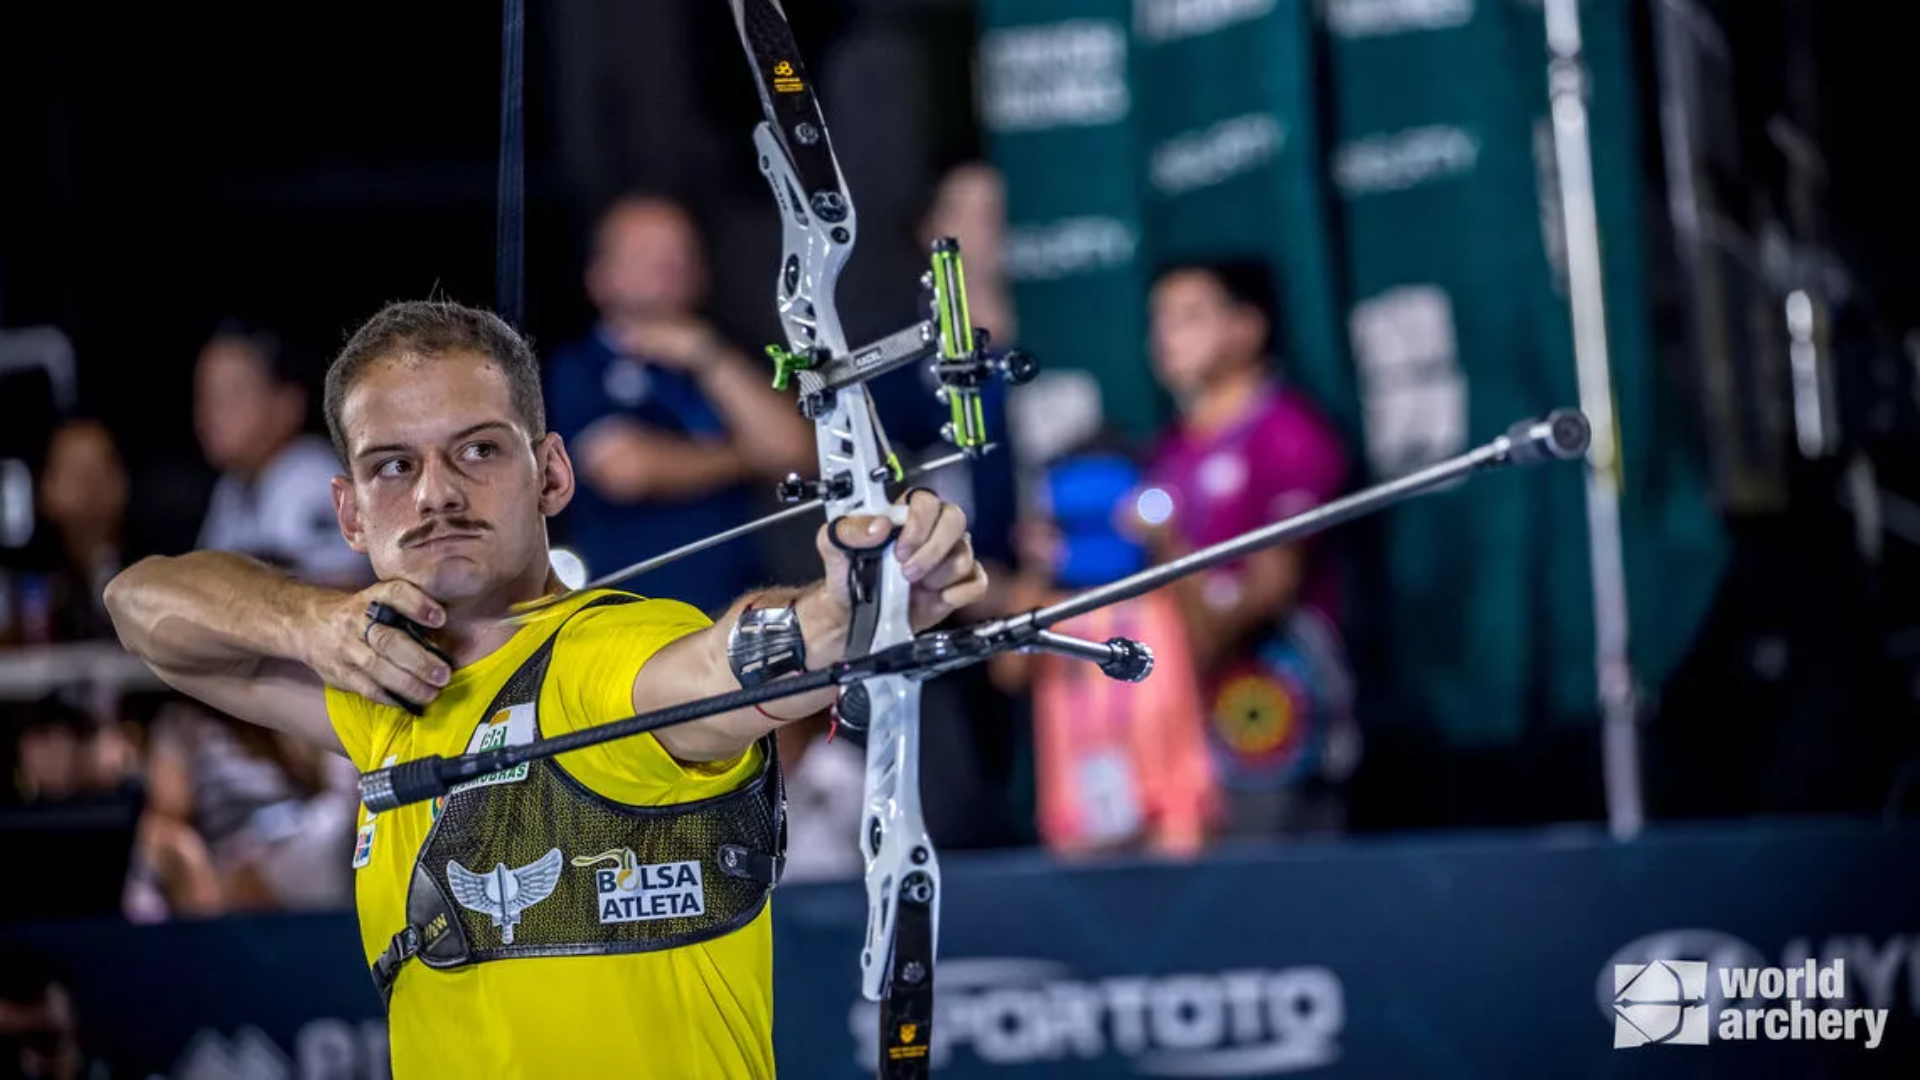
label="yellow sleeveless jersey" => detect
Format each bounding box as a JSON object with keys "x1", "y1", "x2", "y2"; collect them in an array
[{"x1": 325, "y1": 589, "x2": 776, "y2": 1079}]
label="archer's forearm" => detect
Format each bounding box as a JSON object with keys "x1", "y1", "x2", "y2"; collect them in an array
[
  {"x1": 105, "y1": 551, "x2": 326, "y2": 677},
  {"x1": 641, "y1": 581, "x2": 849, "y2": 763},
  {"x1": 710, "y1": 581, "x2": 850, "y2": 721}
]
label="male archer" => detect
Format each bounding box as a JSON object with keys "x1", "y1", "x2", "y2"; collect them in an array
[{"x1": 104, "y1": 299, "x2": 987, "y2": 1079}]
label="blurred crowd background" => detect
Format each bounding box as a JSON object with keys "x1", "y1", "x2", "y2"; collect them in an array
[{"x1": 1, "y1": 0, "x2": 1917, "y2": 945}]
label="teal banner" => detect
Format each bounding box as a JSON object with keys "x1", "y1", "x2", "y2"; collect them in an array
[
  {"x1": 1509, "y1": 0, "x2": 1727, "y2": 723},
  {"x1": 983, "y1": 0, "x2": 1729, "y2": 744},
  {"x1": 1131, "y1": 0, "x2": 1356, "y2": 439},
  {"x1": 1325, "y1": 0, "x2": 1725, "y2": 741},
  {"x1": 979, "y1": 0, "x2": 1157, "y2": 438}
]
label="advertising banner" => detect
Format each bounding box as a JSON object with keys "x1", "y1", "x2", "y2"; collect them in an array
[{"x1": 9, "y1": 822, "x2": 1918, "y2": 1078}]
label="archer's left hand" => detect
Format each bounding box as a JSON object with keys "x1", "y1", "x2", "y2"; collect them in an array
[{"x1": 819, "y1": 489, "x2": 988, "y2": 631}]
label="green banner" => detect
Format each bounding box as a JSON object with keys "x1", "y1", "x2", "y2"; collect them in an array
[
  {"x1": 1326, "y1": 0, "x2": 1725, "y2": 742},
  {"x1": 983, "y1": 0, "x2": 1729, "y2": 746},
  {"x1": 1500, "y1": 0, "x2": 1729, "y2": 724},
  {"x1": 979, "y1": 0, "x2": 1157, "y2": 439},
  {"x1": 1130, "y1": 0, "x2": 1356, "y2": 440}
]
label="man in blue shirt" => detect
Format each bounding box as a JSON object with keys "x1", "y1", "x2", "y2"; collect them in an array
[{"x1": 546, "y1": 195, "x2": 812, "y2": 615}]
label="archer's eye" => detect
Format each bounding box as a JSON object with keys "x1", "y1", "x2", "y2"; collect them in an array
[
  {"x1": 376, "y1": 458, "x2": 411, "y2": 479},
  {"x1": 463, "y1": 441, "x2": 499, "y2": 462}
]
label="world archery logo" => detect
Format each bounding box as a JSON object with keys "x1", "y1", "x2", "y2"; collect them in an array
[{"x1": 1613, "y1": 961, "x2": 1709, "y2": 1047}]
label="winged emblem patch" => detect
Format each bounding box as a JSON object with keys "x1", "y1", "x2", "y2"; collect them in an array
[{"x1": 446, "y1": 848, "x2": 564, "y2": 945}]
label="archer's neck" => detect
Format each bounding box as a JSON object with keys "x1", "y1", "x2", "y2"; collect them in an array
[{"x1": 434, "y1": 563, "x2": 565, "y2": 669}]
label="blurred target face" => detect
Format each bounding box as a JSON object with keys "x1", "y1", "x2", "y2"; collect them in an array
[
  {"x1": 331, "y1": 351, "x2": 571, "y2": 604},
  {"x1": 1149, "y1": 269, "x2": 1266, "y2": 400}
]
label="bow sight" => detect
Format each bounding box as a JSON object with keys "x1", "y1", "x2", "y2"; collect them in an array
[{"x1": 765, "y1": 237, "x2": 1039, "y2": 509}]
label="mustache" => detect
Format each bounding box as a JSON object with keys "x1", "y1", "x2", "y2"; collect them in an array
[{"x1": 400, "y1": 518, "x2": 491, "y2": 548}]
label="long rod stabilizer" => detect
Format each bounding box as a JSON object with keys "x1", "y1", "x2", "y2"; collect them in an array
[{"x1": 361, "y1": 410, "x2": 1589, "y2": 814}]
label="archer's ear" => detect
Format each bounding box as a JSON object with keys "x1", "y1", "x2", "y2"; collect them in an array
[
  {"x1": 535, "y1": 433, "x2": 575, "y2": 517},
  {"x1": 332, "y1": 475, "x2": 368, "y2": 554}
]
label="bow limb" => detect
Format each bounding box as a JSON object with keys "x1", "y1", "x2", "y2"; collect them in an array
[{"x1": 728, "y1": 1, "x2": 940, "y2": 1072}]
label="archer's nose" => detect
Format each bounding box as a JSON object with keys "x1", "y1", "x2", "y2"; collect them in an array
[{"x1": 416, "y1": 453, "x2": 470, "y2": 516}]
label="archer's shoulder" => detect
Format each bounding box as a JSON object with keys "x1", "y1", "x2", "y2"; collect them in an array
[{"x1": 555, "y1": 590, "x2": 714, "y2": 643}]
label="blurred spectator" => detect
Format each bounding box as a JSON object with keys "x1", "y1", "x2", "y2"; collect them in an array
[
  {"x1": 0, "y1": 946, "x2": 88, "y2": 1080},
  {"x1": 1141, "y1": 259, "x2": 1358, "y2": 839},
  {"x1": 21, "y1": 418, "x2": 129, "y2": 643},
  {"x1": 145, "y1": 701, "x2": 358, "y2": 912},
  {"x1": 548, "y1": 193, "x2": 811, "y2": 615},
  {"x1": 991, "y1": 443, "x2": 1217, "y2": 859},
  {"x1": 193, "y1": 322, "x2": 367, "y2": 588},
  {"x1": 8, "y1": 696, "x2": 224, "y2": 923},
  {"x1": 183, "y1": 322, "x2": 365, "y2": 912},
  {"x1": 924, "y1": 162, "x2": 1017, "y2": 355},
  {"x1": 772, "y1": 715, "x2": 864, "y2": 883}
]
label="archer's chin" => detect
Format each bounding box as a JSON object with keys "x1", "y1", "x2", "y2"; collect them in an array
[{"x1": 410, "y1": 554, "x2": 494, "y2": 602}]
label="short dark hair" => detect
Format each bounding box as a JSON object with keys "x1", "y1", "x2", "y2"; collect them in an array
[
  {"x1": 1151, "y1": 257, "x2": 1282, "y2": 356},
  {"x1": 205, "y1": 318, "x2": 307, "y2": 390},
  {"x1": 323, "y1": 299, "x2": 545, "y2": 463}
]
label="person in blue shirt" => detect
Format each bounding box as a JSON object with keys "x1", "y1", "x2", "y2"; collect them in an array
[{"x1": 545, "y1": 194, "x2": 812, "y2": 615}]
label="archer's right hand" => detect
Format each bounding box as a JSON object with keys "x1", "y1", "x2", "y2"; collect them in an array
[{"x1": 310, "y1": 580, "x2": 451, "y2": 714}]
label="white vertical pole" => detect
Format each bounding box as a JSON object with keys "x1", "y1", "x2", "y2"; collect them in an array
[{"x1": 1544, "y1": 0, "x2": 1643, "y2": 840}]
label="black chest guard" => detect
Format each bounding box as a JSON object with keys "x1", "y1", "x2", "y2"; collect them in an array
[{"x1": 370, "y1": 595, "x2": 787, "y2": 1006}]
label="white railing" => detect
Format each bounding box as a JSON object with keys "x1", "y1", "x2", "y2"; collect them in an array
[{"x1": 0, "y1": 640, "x2": 162, "y2": 701}]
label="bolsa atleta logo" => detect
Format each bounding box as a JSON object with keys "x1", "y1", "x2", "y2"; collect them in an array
[{"x1": 1612, "y1": 958, "x2": 1888, "y2": 1050}]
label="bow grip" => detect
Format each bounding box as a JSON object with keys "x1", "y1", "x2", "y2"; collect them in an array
[{"x1": 826, "y1": 506, "x2": 910, "y2": 657}]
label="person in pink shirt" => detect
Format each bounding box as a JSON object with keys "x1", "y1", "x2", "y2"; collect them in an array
[
  {"x1": 1139, "y1": 259, "x2": 1359, "y2": 839},
  {"x1": 991, "y1": 445, "x2": 1219, "y2": 859}
]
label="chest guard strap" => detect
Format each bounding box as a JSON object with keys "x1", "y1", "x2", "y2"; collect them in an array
[{"x1": 370, "y1": 595, "x2": 787, "y2": 1007}]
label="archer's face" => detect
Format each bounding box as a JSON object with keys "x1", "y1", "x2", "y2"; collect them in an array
[{"x1": 332, "y1": 351, "x2": 572, "y2": 607}]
